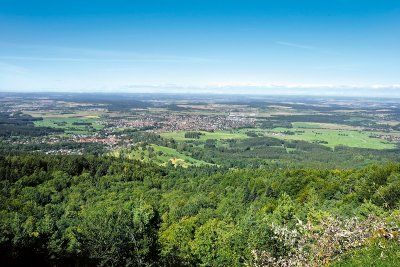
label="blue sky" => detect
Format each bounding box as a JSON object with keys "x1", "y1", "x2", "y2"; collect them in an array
[{"x1": 0, "y1": 0, "x2": 399, "y2": 93}]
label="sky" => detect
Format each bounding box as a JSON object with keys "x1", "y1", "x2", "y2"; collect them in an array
[{"x1": 0, "y1": 0, "x2": 399, "y2": 94}]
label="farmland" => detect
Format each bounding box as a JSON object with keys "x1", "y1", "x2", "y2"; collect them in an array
[
  {"x1": 160, "y1": 130, "x2": 248, "y2": 141},
  {"x1": 161, "y1": 124, "x2": 397, "y2": 150},
  {"x1": 1, "y1": 93, "x2": 400, "y2": 167},
  {"x1": 110, "y1": 144, "x2": 212, "y2": 167},
  {"x1": 2, "y1": 92, "x2": 400, "y2": 266},
  {"x1": 34, "y1": 117, "x2": 103, "y2": 134},
  {"x1": 263, "y1": 122, "x2": 397, "y2": 149}
]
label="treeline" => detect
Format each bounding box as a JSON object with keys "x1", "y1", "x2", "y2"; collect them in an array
[
  {"x1": 259, "y1": 120, "x2": 293, "y2": 129},
  {"x1": 269, "y1": 114, "x2": 400, "y2": 132},
  {"x1": 0, "y1": 141, "x2": 105, "y2": 156},
  {"x1": 166, "y1": 136, "x2": 400, "y2": 169},
  {"x1": 271, "y1": 114, "x2": 351, "y2": 124},
  {"x1": 0, "y1": 112, "x2": 63, "y2": 137},
  {"x1": 184, "y1": 132, "x2": 204, "y2": 139},
  {"x1": 1, "y1": 154, "x2": 399, "y2": 266},
  {"x1": 115, "y1": 131, "x2": 400, "y2": 169}
]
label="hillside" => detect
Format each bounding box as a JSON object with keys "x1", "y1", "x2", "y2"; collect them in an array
[{"x1": 1, "y1": 154, "x2": 399, "y2": 266}]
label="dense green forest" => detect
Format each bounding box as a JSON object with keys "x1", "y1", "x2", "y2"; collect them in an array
[
  {"x1": 1, "y1": 93, "x2": 400, "y2": 266},
  {"x1": 1, "y1": 154, "x2": 399, "y2": 266},
  {"x1": 0, "y1": 112, "x2": 63, "y2": 137}
]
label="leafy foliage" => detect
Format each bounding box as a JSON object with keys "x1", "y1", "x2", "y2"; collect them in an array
[{"x1": 1, "y1": 154, "x2": 400, "y2": 266}]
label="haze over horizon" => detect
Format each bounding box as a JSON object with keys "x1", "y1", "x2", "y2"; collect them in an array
[{"x1": 1, "y1": 1, "x2": 399, "y2": 95}]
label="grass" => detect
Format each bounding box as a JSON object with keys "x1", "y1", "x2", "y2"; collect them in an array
[
  {"x1": 263, "y1": 125, "x2": 396, "y2": 150},
  {"x1": 160, "y1": 130, "x2": 248, "y2": 141},
  {"x1": 160, "y1": 125, "x2": 396, "y2": 150},
  {"x1": 152, "y1": 145, "x2": 212, "y2": 167},
  {"x1": 110, "y1": 145, "x2": 212, "y2": 168},
  {"x1": 291, "y1": 122, "x2": 362, "y2": 130},
  {"x1": 34, "y1": 117, "x2": 103, "y2": 134},
  {"x1": 26, "y1": 110, "x2": 102, "y2": 119}
]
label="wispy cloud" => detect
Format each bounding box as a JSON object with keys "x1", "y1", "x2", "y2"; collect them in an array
[
  {"x1": 0, "y1": 42, "x2": 217, "y2": 63},
  {"x1": 108, "y1": 83, "x2": 400, "y2": 97},
  {"x1": 275, "y1": 41, "x2": 316, "y2": 50},
  {"x1": 0, "y1": 62, "x2": 28, "y2": 74},
  {"x1": 275, "y1": 41, "x2": 340, "y2": 56},
  {"x1": 0, "y1": 55, "x2": 214, "y2": 63},
  {"x1": 313, "y1": 64, "x2": 361, "y2": 71}
]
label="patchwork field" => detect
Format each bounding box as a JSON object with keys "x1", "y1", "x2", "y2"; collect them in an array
[
  {"x1": 25, "y1": 110, "x2": 103, "y2": 119},
  {"x1": 152, "y1": 145, "x2": 212, "y2": 167},
  {"x1": 263, "y1": 123, "x2": 396, "y2": 150},
  {"x1": 110, "y1": 145, "x2": 212, "y2": 167},
  {"x1": 34, "y1": 117, "x2": 103, "y2": 134},
  {"x1": 4, "y1": 92, "x2": 400, "y2": 266},
  {"x1": 160, "y1": 124, "x2": 397, "y2": 150},
  {"x1": 160, "y1": 130, "x2": 248, "y2": 141}
]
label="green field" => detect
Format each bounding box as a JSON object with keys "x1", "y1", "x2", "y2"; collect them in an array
[
  {"x1": 152, "y1": 145, "x2": 212, "y2": 167},
  {"x1": 160, "y1": 130, "x2": 248, "y2": 141},
  {"x1": 291, "y1": 122, "x2": 360, "y2": 130},
  {"x1": 110, "y1": 145, "x2": 212, "y2": 167},
  {"x1": 263, "y1": 123, "x2": 396, "y2": 150},
  {"x1": 160, "y1": 125, "x2": 397, "y2": 150},
  {"x1": 34, "y1": 117, "x2": 103, "y2": 134}
]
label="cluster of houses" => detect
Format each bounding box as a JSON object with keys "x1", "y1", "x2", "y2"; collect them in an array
[{"x1": 157, "y1": 114, "x2": 256, "y2": 132}]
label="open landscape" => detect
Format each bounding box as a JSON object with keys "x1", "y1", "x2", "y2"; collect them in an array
[
  {"x1": 2, "y1": 93, "x2": 400, "y2": 168},
  {"x1": 1, "y1": 93, "x2": 400, "y2": 266},
  {"x1": 1, "y1": 1, "x2": 400, "y2": 266}
]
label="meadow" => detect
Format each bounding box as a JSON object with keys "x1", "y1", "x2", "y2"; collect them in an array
[
  {"x1": 160, "y1": 123, "x2": 397, "y2": 150},
  {"x1": 3, "y1": 93, "x2": 400, "y2": 266},
  {"x1": 34, "y1": 117, "x2": 103, "y2": 134},
  {"x1": 160, "y1": 130, "x2": 248, "y2": 141},
  {"x1": 110, "y1": 144, "x2": 212, "y2": 167},
  {"x1": 263, "y1": 122, "x2": 396, "y2": 150}
]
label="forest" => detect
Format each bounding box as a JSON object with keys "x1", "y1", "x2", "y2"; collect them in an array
[
  {"x1": 2, "y1": 0, "x2": 400, "y2": 265},
  {"x1": 1, "y1": 94, "x2": 400, "y2": 266},
  {"x1": 1, "y1": 154, "x2": 399, "y2": 266}
]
